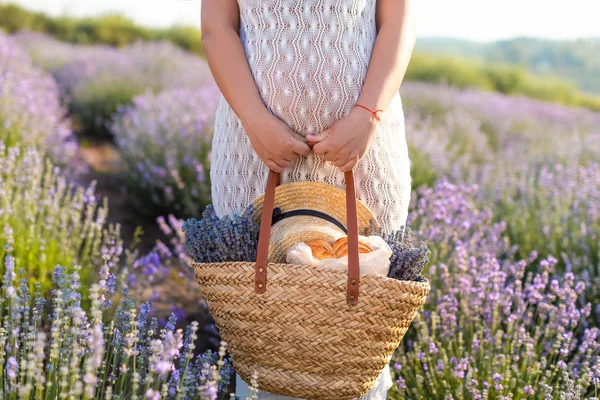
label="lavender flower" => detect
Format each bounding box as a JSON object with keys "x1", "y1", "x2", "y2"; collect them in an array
[
  {"x1": 0, "y1": 32, "x2": 76, "y2": 164},
  {"x1": 391, "y1": 179, "x2": 599, "y2": 398},
  {"x1": 401, "y1": 82, "x2": 600, "y2": 315},
  {"x1": 376, "y1": 225, "x2": 430, "y2": 281},
  {"x1": 0, "y1": 146, "x2": 120, "y2": 297},
  {"x1": 50, "y1": 39, "x2": 214, "y2": 138},
  {"x1": 111, "y1": 82, "x2": 220, "y2": 217},
  {"x1": 0, "y1": 250, "x2": 233, "y2": 399}
]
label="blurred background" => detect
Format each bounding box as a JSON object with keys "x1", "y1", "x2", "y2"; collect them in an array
[
  {"x1": 0, "y1": 1, "x2": 599, "y2": 398},
  {"x1": 3, "y1": 0, "x2": 600, "y2": 103}
]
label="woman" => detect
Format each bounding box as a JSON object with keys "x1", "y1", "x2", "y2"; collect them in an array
[{"x1": 201, "y1": 0, "x2": 416, "y2": 398}]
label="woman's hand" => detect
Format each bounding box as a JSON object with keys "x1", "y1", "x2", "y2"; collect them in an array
[
  {"x1": 305, "y1": 107, "x2": 378, "y2": 172},
  {"x1": 244, "y1": 110, "x2": 311, "y2": 173}
]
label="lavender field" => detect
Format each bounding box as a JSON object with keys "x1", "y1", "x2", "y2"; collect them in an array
[{"x1": 0, "y1": 31, "x2": 598, "y2": 399}]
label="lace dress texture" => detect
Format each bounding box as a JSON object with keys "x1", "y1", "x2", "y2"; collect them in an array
[{"x1": 210, "y1": 0, "x2": 411, "y2": 398}]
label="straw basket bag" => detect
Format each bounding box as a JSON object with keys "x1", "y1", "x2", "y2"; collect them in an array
[{"x1": 193, "y1": 169, "x2": 430, "y2": 399}]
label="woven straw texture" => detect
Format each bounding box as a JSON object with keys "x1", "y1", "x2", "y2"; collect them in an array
[
  {"x1": 194, "y1": 261, "x2": 430, "y2": 399},
  {"x1": 245, "y1": 181, "x2": 380, "y2": 263}
]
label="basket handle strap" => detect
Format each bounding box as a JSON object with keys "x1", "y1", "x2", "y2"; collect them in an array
[{"x1": 255, "y1": 169, "x2": 361, "y2": 306}]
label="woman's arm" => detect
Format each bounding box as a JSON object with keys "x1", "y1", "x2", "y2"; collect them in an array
[
  {"x1": 306, "y1": 0, "x2": 416, "y2": 172},
  {"x1": 356, "y1": 0, "x2": 417, "y2": 114},
  {"x1": 201, "y1": 0, "x2": 310, "y2": 172}
]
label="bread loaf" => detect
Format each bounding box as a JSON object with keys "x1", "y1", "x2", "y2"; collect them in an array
[
  {"x1": 304, "y1": 238, "x2": 336, "y2": 260},
  {"x1": 332, "y1": 237, "x2": 373, "y2": 258}
]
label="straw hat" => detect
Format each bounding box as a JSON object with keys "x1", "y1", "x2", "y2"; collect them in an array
[{"x1": 244, "y1": 181, "x2": 379, "y2": 263}]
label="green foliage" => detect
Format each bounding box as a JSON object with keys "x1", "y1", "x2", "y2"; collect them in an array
[
  {"x1": 0, "y1": 116, "x2": 22, "y2": 150},
  {"x1": 74, "y1": 13, "x2": 151, "y2": 47},
  {"x1": 0, "y1": 3, "x2": 202, "y2": 56},
  {"x1": 408, "y1": 144, "x2": 438, "y2": 189},
  {"x1": 405, "y1": 52, "x2": 600, "y2": 111},
  {"x1": 416, "y1": 36, "x2": 600, "y2": 96},
  {"x1": 69, "y1": 79, "x2": 148, "y2": 139},
  {"x1": 152, "y1": 25, "x2": 205, "y2": 57},
  {"x1": 405, "y1": 53, "x2": 495, "y2": 91},
  {"x1": 0, "y1": 3, "x2": 39, "y2": 33}
]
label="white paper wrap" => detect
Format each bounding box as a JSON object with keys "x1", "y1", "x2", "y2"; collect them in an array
[{"x1": 286, "y1": 235, "x2": 392, "y2": 277}]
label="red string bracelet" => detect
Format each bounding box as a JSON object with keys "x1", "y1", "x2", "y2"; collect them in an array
[{"x1": 355, "y1": 104, "x2": 384, "y2": 122}]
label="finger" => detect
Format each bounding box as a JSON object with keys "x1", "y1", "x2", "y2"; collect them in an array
[
  {"x1": 267, "y1": 160, "x2": 284, "y2": 173},
  {"x1": 306, "y1": 129, "x2": 331, "y2": 143},
  {"x1": 312, "y1": 141, "x2": 328, "y2": 155},
  {"x1": 289, "y1": 130, "x2": 307, "y2": 143},
  {"x1": 292, "y1": 141, "x2": 311, "y2": 157},
  {"x1": 324, "y1": 152, "x2": 339, "y2": 163},
  {"x1": 338, "y1": 158, "x2": 356, "y2": 172},
  {"x1": 321, "y1": 148, "x2": 341, "y2": 163},
  {"x1": 329, "y1": 155, "x2": 342, "y2": 164},
  {"x1": 332, "y1": 156, "x2": 346, "y2": 167},
  {"x1": 278, "y1": 159, "x2": 293, "y2": 169}
]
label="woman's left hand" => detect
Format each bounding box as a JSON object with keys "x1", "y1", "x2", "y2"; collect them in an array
[{"x1": 305, "y1": 107, "x2": 378, "y2": 172}]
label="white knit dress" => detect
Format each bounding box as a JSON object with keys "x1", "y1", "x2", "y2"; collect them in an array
[{"x1": 210, "y1": 0, "x2": 411, "y2": 398}]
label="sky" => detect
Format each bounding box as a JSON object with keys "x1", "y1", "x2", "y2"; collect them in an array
[{"x1": 9, "y1": 0, "x2": 600, "y2": 42}]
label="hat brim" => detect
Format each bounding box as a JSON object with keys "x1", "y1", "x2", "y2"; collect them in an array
[{"x1": 244, "y1": 181, "x2": 379, "y2": 262}]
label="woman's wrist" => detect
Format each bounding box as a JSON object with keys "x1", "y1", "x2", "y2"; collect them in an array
[
  {"x1": 238, "y1": 102, "x2": 271, "y2": 132},
  {"x1": 354, "y1": 103, "x2": 384, "y2": 123},
  {"x1": 352, "y1": 105, "x2": 380, "y2": 126}
]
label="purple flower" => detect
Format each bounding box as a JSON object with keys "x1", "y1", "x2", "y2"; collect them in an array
[
  {"x1": 395, "y1": 376, "x2": 406, "y2": 390},
  {"x1": 493, "y1": 373, "x2": 503, "y2": 383},
  {"x1": 6, "y1": 357, "x2": 18, "y2": 379},
  {"x1": 428, "y1": 342, "x2": 439, "y2": 355},
  {"x1": 111, "y1": 80, "x2": 220, "y2": 217},
  {"x1": 390, "y1": 168, "x2": 600, "y2": 398},
  {"x1": 0, "y1": 32, "x2": 77, "y2": 164}
]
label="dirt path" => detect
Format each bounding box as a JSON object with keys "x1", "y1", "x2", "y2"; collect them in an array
[
  {"x1": 75, "y1": 140, "x2": 163, "y2": 254},
  {"x1": 74, "y1": 140, "x2": 218, "y2": 350}
]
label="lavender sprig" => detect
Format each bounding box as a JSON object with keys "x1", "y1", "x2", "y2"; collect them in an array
[{"x1": 377, "y1": 225, "x2": 431, "y2": 282}]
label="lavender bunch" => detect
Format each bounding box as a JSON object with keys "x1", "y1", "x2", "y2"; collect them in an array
[
  {"x1": 380, "y1": 226, "x2": 431, "y2": 282},
  {"x1": 182, "y1": 204, "x2": 261, "y2": 264}
]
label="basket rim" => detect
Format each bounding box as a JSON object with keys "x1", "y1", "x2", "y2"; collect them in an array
[{"x1": 192, "y1": 260, "x2": 431, "y2": 288}]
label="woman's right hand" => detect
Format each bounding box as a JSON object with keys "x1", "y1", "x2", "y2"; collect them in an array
[{"x1": 243, "y1": 110, "x2": 311, "y2": 173}]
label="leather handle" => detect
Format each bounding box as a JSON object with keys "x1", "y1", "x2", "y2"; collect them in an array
[
  {"x1": 254, "y1": 170, "x2": 361, "y2": 306},
  {"x1": 254, "y1": 170, "x2": 278, "y2": 295}
]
